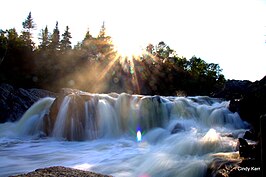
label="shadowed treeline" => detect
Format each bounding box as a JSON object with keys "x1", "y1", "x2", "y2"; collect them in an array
[{"x1": 0, "y1": 12, "x2": 225, "y2": 95}]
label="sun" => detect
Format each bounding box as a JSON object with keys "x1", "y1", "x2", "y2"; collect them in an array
[{"x1": 113, "y1": 38, "x2": 144, "y2": 59}]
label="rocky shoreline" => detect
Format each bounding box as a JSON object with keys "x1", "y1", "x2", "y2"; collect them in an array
[{"x1": 10, "y1": 166, "x2": 112, "y2": 177}]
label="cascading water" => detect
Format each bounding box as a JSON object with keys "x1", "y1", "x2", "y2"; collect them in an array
[{"x1": 0, "y1": 92, "x2": 249, "y2": 177}]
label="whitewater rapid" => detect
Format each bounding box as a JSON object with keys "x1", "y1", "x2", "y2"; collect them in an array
[{"x1": 0, "y1": 93, "x2": 249, "y2": 177}]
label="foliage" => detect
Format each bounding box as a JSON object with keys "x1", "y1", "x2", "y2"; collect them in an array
[
  {"x1": 61, "y1": 26, "x2": 72, "y2": 51},
  {"x1": 38, "y1": 26, "x2": 50, "y2": 50},
  {"x1": 20, "y1": 12, "x2": 35, "y2": 50},
  {"x1": 0, "y1": 12, "x2": 225, "y2": 95},
  {"x1": 49, "y1": 21, "x2": 60, "y2": 51}
]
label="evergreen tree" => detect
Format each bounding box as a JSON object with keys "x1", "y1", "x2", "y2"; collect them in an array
[
  {"x1": 98, "y1": 22, "x2": 106, "y2": 39},
  {"x1": 96, "y1": 22, "x2": 114, "y2": 59},
  {"x1": 39, "y1": 26, "x2": 50, "y2": 50},
  {"x1": 20, "y1": 12, "x2": 36, "y2": 49},
  {"x1": 60, "y1": 26, "x2": 72, "y2": 51},
  {"x1": 7, "y1": 28, "x2": 21, "y2": 48},
  {"x1": 84, "y1": 28, "x2": 93, "y2": 41},
  {"x1": 74, "y1": 42, "x2": 82, "y2": 50},
  {"x1": 0, "y1": 30, "x2": 8, "y2": 64},
  {"x1": 49, "y1": 21, "x2": 60, "y2": 51},
  {"x1": 81, "y1": 28, "x2": 94, "y2": 48}
]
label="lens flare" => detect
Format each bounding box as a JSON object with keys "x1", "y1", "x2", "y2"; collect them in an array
[{"x1": 137, "y1": 130, "x2": 142, "y2": 142}]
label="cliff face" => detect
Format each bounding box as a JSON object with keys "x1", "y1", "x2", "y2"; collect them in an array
[{"x1": 0, "y1": 83, "x2": 56, "y2": 123}]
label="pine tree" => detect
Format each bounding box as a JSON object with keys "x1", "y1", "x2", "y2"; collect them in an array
[
  {"x1": 84, "y1": 28, "x2": 93, "y2": 41},
  {"x1": 20, "y1": 12, "x2": 36, "y2": 50},
  {"x1": 81, "y1": 28, "x2": 94, "y2": 50},
  {"x1": 98, "y1": 22, "x2": 106, "y2": 39},
  {"x1": 60, "y1": 26, "x2": 72, "y2": 51},
  {"x1": 49, "y1": 21, "x2": 60, "y2": 51},
  {"x1": 39, "y1": 26, "x2": 50, "y2": 50},
  {"x1": 96, "y1": 22, "x2": 114, "y2": 58}
]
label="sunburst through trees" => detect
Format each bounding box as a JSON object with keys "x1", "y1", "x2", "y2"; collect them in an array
[{"x1": 0, "y1": 12, "x2": 225, "y2": 96}]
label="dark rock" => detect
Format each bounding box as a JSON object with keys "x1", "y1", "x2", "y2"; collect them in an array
[
  {"x1": 214, "y1": 79, "x2": 252, "y2": 100},
  {"x1": 0, "y1": 83, "x2": 56, "y2": 123},
  {"x1": 231, "y1": 159, "x2": 261, "y2": 177},
  {"x1": 171, "y1": 123, "x2": 185, "y2": 134},
  {"x1": 243, "y1": 130, "x2": 257, "y2": 141},
  {"x1": 10, "y1": 166, "x2": 112, "y2": 177},
  {"x1": 207, "y1": 157, "x2": 262, "y2": 177},
  {"x1": 216, "y1": 76, "x2": 266, "y2": 134},
  {"x1": 228, "y1": 99, "x2": 240, "y2": 113},
  {"x1": 237, "y1": 138, "x2": 259, "y2": 159},
  {"x1": 238, "y1": 138, "x2": 250, "y2": 158},
  {"x1": 237, "y1": 76, "x2": 266, "y2": 133}
]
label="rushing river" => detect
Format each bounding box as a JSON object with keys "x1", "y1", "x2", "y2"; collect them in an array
[{"x1": 0, "y1": 93, "x2": 248, "y2": 177}]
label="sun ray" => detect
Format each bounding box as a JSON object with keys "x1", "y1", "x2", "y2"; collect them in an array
[
  {"x1": 128, "y1": 56, "x2": 141, "y2": 93},
  {"x1": 98, "y1": 54, "x2": 120, "y2": 81}
]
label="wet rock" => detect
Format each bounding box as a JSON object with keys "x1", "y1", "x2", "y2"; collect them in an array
[
  {"x1": 0, "y1": 83, "x2": 56, "y2": 123},
  {"x1": 171, "y1": 123, "x2": 185, "y2": 134},
  {"x1": 43, "y1": 89, "x2": 99, "y2": 140},
  {"x1": 10, "y1": 166, "x2": 112, "y2": 177}
]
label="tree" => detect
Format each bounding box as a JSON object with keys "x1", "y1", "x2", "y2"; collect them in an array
[
  {"x1": 155, "y1": 41, "x2": 174, "y2": 59},
  {"x1": 81, "y1": 28, "x2": 94, "y2": 48},
  {"x1": 188, "y1": 56, "x2": 208, "y2": 77},
  {"x1": 60, "y1": 26, "x2": 72, "y2": 51},
  {"x1": 39, "y1": 26, "x2": 50, "y2": 50},
  {"x1": 20, "y1": 12, "x2": 36, "y2": 50},
  {"x1": 98, "y1": 22, "x2": 106, "y2": 39},
  {"x1": 96, "y1": 22, "x2": 114, "y2": 59},
  {"x1": 0, "y1": 30, "x2": 8, "y2": 64},
  {"x1": 84, "y1": 28, "x2": 93, "y2": 41},
  {"x1": 49, "y1": 21, "x2": 60, "y2": 51},
  {"x1": 6, "y1": 28, "x2": 21, "y2": 48}
]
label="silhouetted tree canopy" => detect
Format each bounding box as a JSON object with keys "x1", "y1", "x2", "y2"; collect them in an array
[{"x1": 0, "y1": 12, "x2": 226, "y2": 96}]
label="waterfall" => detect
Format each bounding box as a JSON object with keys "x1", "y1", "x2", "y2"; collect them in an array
[
  {"x1": 12, "y1": 92, "x2": 248, "y2": 141},
  {"x1": 15, "y1": 97, "x2": 55, "y2": 136},
  {"x1": 52, "y1": 96, "x2": 72, "y2": 139},
  {"x1": 84, "y1": 100, "x2": 98, "y2": 140},
  {"x1": 0, "y1": 92, "x2": 250, "y2": 177},
  {"x1": 97, "y1": 99, "x2": 120, "y2": 138}
]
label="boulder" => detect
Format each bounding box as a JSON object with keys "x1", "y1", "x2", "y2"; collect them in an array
[
  {"x1": 9, "y1": 166, "x2": 112, "y2": 177},
  {"x1": 44, "y1": 88, "x2": 96, "y2": 140}
]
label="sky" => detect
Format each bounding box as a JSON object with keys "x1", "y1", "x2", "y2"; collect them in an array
[{"x1": 1, "y1": 0, "x2": 266, "y2": 81}]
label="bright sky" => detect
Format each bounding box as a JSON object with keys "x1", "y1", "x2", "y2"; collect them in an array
[{"x1": 1, "y1": 0, "x2": 266, "y2": 81}]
